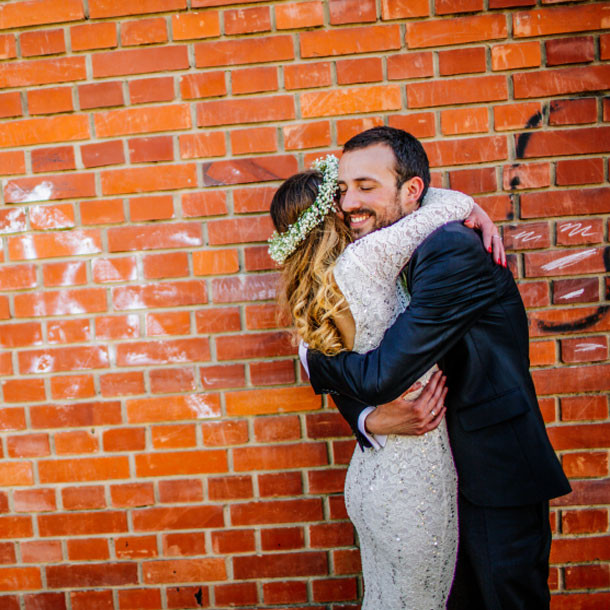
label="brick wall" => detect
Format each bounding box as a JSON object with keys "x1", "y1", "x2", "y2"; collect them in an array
[{"x1": 0, "y1": 0, "x2": 608, "y2": 608}]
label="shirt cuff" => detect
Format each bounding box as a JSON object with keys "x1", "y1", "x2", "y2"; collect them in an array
[
  {"x1": 298, "y1": 340, "x2": 309, "y2": 379},
  {"x1": 358, "y1": 407, "x2": 387, "y2": 450}
]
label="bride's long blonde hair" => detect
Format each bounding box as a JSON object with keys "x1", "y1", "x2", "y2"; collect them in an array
[{"x1": 270, "y1": 170, "x2": 352, "y2": 355}]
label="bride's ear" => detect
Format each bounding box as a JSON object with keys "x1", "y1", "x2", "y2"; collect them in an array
[{"x1": 400, "y1": 176, "x2": 425, "y2": 209}]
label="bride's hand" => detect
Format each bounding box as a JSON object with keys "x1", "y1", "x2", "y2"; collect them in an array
[
  {"x1": 365, "y1": 370, "x2": 447, "y2": 436},
  {"x1": 464, "y1": 203, "x2": 506, "y2": 267}
]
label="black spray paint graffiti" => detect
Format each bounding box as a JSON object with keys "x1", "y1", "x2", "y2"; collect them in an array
[{"x1": 537, "y1": 305, "x2": 609, "y2": 334}]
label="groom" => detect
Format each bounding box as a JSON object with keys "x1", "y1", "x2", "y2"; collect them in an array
[{"x1": 303, "y1": 127, "x2": 571, "y2": 609}]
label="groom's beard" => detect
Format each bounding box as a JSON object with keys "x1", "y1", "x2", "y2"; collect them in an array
[{"x1": 345, "y1": 193, "x2": 403, "y2": 240}]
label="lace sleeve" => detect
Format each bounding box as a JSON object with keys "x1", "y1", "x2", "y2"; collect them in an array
[{"x1": 334, "y1": 188, "x2": 474, "y2": 291}]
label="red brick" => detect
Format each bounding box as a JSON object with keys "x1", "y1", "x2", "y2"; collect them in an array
[
  {"x1": 115, "y1": 536, "x2": 158, "y2": 560},
  {"x1": 142, "y1": 558, "x2": 226, "y2": 584},
  {"x1": 521, "y1": 186, "x2": 610, "y2": 217},
  {"x1": 556, "y1": 218, "x2": 603, "y2": 246},
  {"x1": 231, "y1": 126, "x2": 276, "y2": 155},
  {"x1": 381, "y1": 0, "x2": 429, "y2": 19},
  {"x1": 88, "y1": 0, "x2": 186, "y2": 19},
  {"x1": 313, "y1": 577, "x2": 358, "y2": 602},
  {"x1": 55, "y1": 430, "x2": 98, "y2": 455},
  {"x1": 67, "y1": 538, "x2": 109, "y2": 561},
  {"x1": 553, "y1": 278, "x2": 599, "y2": 305},
  {"x1": 561, "y1": 395, "x2": 608, "y2": 422},
  {"x1": 263, "y1": 581, "x2": 308, "y2": 605},
  {"x1": 441, "y1": 107, "x2": 488, "y2": 135},
  {"x1": 171, "y1": 11, "x2": 220, "y2": 40},
  {"x1": 39, "y1": 511, "x2": 126, "y2": 537},
  {"x1": 95, "y1": 104, "x2": 189, "y2": 138},
  {"x1": 0, "y1": 0, "x2": 83, "y2": 30},
  {"x1": 503, "y1": 162, "x2": 550, "y2": 190},
  {"x1": 195, "y1": 307, "x2": 240, "y2": 334},
  {"x1": 151, "y1": 423, "x2": 196, "y2": 449},
  {"x1": 514, "y1": 65, "x2": 610, "y2": 99},
  {"x1": 149, "y1": 368, "x2": 196, "y2": 394},
  {"x1": 250, "y1": 360, "x2": 296, "y2": 387},
  {"x1": 513, "y1": 4, "x2": 609, "y2": 38},
  {"x1": 103, "y1": 427, "x2": 146, "y2": 452},
  {"x1": 126, "y1": 393, "x2": 219, "y2": 423},
  {"x1": 39, "y1": 456, "x2": 130, "y2": 483},
  {"x1": 117, "y1": 588, "x2": 162, "y2": 610},
  {"x1": 529, "y1": 307, "x2": 610, "y2": 339},
  {"x1": 261, "y1": 526, "x2": 304, "y2": 551},
  {"x1": 201, "y1": 419, "x2": 248, "y2": 446},
  {"x1": 562, "y1": 510, "x2": 609, "y2": 535},
  {"x1": 209, "y1": 475, "x2": 253, "y2": 500},
  {"x1": 211, "y1": 529, "x2": 255, "y2": 554},
  {"x1": 180, "y1": 71, "x2": 225, "y2": 100},
  {"x1": 199, "y1": 363, "x2": 245, "y2": 389},
  {"x1": 494, "y1": 101, "x2": 541, "y2": 131},
  {"x1": 234, "y1": 551, "x2": 327, "y2": 579},
  {"x1": 121, "y1": 17, "x2": 167, "y2": 46},
  {"x1": 225, "y1": 387, "x2": 320, "y2": 416},
  {"x1": 407, "y1": 14, "x2": 507, "y2": 48},
  {"x1": 503, "y1": 222, "x2": 550, "y2": 250},
  {"x1": 0, "y1": 35, "x2": 17, "y2": 60},
  {"x1": 0, "y1": 92, "x2": 22, "y2": 119},
  {"x1": 70, "y1": 22, "x2": 117, "y2": 52},
  {"x1": 563, "y1": 452, "x2": 608, "y2": 479},
  {"x1": 21, "y1": 540, "x2": 60, "y2": 564},
  {"x1": 550, "y1": 98, "x2": 597, "y2": 127},
  {"x1": 556, "y1": 158, "x2": 604, "y2": 186},
  {"x1": 61, "y1": 486, "x2": 105, "y2": 511},
  {"x1": 491, "y1": 41, "x2": 540, "y2": 71},
  {"x1": 329, "y1": 0, "x2": 375, "y2": 24},
  {"x1": 92, "y1": 46, "x2": 189, "y2": 78},
  {"x1": 408, "y1": 75, "x2": 507, "y2": 108},
  {"x1": 158, "y1": 479, "x2": 202, "y2": 504},
  {"x1": 439, "y1": 47, "x2": 486, "y2": 76},
  {"x1": 301, "y1": 25, "x2": 400, "y2": 57},
  {"x1": 28, "y1": 87, "x2": 73, "y2": 115},
  {"x1": 0, "y1": 56, "x2": 86, "y2": 89},
  {"x1": 426, "y1": 136, "x2": 508, "y2": 168},
  {"x1": 5, "y1": 174, "x2": 95, "y2": 205},
  {"x1": 6, "y1": 433, "x2": 49, "y2": 458},
  {"x1": 225, "y1": 6, "x2": 270, "y2": 35},
  {"x1": 284, "y1": 62, "x2": 332, "y2": 90},
  {"x1": 47, "y1": 563, "x2": 137, "y2": 589},
  {"x1": 111, "y1": 482, "x2": 155, "y2": 508},
  {"x1": 565, "y1": 564, "x2": 610, "y2": 590},
  {"x1": 163, "y1": 532, "x2": 206, "y2": 557},
  {"x1": 81, "y1": 141, "x2": 124, "y2": 170},
  {"x1": 182, "y1": 191, "x2": 227, "y2": 217},
  {"x1": 195, "y1": 36, "x2": 293, "y2": 67},
  {"x1": 440, "y1": 0, "x2": 484, "y2": 12},
  {"x1": 0, "y1": 568, "x2": 41, "y2": 592},
  {"x1": 336, "y1": 57, "x2": 382, "y2": 85},
  {"x1": 276, "y1": 2, "x2": 324, "y2": 29},
  {"x1": 166, "y1": 586, "x2": 209, "y2": 609},
  {"x1": 546, "y1": 36, "x2": 595, "y2": 67},
  {"x1": 302, "y1": 85, "x2": 401, "y2": 118},
  {"x1": 2, "y1": 378, "x2": 45, "y2": 403},
  {"x1": 525, "y1": 247, "x2": 605, "y2": 278},
  {"x1": 232, "y1": 66, "x2": 277, "y2": 95},
  {"x1": 197, "y1": 95, "x2": 294, "y2": 126},
  {"x1": 234, "y1": 443, "x2": 327, "y2": 472},
  {"x1": 536, "y1": 364, "x2": 610, "y2": 397},
  {"x1": 129, "y1": 77, "x2": 175, "y2": 105},
  {"x1": 21, "y1": 28, "x2": 65, "y2": 57},
  {"x1": 259, "y1": 472, "x2": 303, "y2": 497}
]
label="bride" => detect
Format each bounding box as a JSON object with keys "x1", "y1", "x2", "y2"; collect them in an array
[{"x1": 268, "y1": 136, "x2": 502, "y2": 608}]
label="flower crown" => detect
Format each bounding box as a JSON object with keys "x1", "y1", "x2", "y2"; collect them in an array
[{"x1": 268, "y1": 154, "x2": 339, "y2": 264}]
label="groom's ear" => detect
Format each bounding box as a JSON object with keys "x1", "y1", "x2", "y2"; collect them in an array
[{"x1": 399, "y1": 176, "x2": 425, "y2": 213}]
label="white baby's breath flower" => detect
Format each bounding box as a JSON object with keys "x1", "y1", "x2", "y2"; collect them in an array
[{"x1": 268, "y1": 154, "x2": 339, "y2": 264}]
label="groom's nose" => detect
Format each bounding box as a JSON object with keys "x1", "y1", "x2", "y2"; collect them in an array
[{"x1": 340, "y1": 189, "x2": 359, "y2": 213}]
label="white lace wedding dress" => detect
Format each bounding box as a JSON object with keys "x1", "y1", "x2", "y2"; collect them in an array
[{"x1": 332, "y1": 187, "x2": 474, "y2": 609}]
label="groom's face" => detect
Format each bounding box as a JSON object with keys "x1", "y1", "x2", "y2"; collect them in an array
[{"x1": 337, "y1": 143, "x2": 420, "y2": 239}]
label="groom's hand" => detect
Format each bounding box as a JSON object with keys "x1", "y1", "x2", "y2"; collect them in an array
[{"x1": 365, "y1": 370, "x2": 447, "y2": 436}]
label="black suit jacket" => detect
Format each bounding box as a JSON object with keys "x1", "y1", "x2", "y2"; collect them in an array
[{"x1": 307, "y1": 222, "x2": 570, "y2": 507}]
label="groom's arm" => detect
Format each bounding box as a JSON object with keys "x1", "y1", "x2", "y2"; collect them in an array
[{"x1": 307, "y1": 224, "x2": 500, "y2": 406}]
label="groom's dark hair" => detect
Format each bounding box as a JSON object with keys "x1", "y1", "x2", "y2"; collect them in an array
[{"x1": 343, "y1": 126, "x2": 431, "y2": 201}]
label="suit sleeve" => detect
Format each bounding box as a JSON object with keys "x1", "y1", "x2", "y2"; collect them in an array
[{"x1": 307, "y1": 225, "x2": 499, "y2": 406}]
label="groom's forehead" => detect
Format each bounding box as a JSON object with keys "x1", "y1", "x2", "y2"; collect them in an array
[{"x1": 338, "y1": 144, "x2": 397, "y2": 181}]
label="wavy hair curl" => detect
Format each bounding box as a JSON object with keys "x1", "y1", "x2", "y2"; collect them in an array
[{"x1": 270, "y1": 170, "x2": 352, "y2": 356}]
